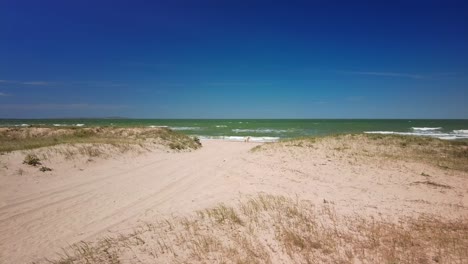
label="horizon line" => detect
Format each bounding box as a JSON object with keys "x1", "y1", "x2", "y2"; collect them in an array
[{"x1": 1, "y1": 117, "x2": 467, "y2": 120}]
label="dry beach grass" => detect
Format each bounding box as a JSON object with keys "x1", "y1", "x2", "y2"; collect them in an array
[
  {"x1": 42, "y1": 195, "x2": 467, "y2": 264},
  {"x1": 255, "y1": 134, "x2": 468, "y2": 172}
]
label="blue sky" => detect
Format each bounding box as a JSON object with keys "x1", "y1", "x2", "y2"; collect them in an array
[{"x1": 1, "y1": 0, "x2": 467, "y2": 118}]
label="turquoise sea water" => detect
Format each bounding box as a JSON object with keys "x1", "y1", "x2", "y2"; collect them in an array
[{"x1": 1, "y1": 119, "x2": 468, "y2": 141}]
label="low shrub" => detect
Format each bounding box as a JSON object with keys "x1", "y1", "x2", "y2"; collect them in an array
[
  {"x1": 39, "y1": 166, "x2": 52, "y2": 172},
  {"x1": 23, "y1": 154, "x2": 41, "y2": 166},
  {"x1": 169, "y1": 142, "x2": 185, "y2": 150}
]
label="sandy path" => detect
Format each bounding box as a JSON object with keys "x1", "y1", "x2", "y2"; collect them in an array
[{"x1": 0, "y1": 141, "x2": 258, "y2": 263}]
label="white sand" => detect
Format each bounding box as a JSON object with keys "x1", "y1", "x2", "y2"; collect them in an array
[{"x1": 0, "y1": 140, "x2": 467, "y2": 263}]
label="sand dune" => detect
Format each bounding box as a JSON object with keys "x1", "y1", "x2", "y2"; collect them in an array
[
  {"x1": 0, "y1": 141, "x2": 254, "y2": 263},
  {"x1": 0, "y1": 136, "x2": 467, "y2": 263}
]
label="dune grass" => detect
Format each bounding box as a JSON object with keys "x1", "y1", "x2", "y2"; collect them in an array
[
  {"x1": 0, "y1": 127, "x2": 201, "y2": 153},
  {"x1": 254, "y1": 134, "x2": 468, "y2": 172},
  {"x1": 41, "y1": 195, "x2": 467, "y2": 264}
]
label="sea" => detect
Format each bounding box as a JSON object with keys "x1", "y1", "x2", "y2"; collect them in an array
[{"x1": 1, "y1": 119, "x2": 468, "y2": 142}]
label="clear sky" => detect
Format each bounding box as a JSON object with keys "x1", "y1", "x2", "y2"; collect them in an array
[{"x1": 1, "y1": 0, "x2": 467, "y2": 118}]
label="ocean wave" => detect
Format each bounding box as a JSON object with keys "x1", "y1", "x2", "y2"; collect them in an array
[
  {"x1": 52, "y1": 123, "x2": 85, "y2": 127},
  {"x1": 215, "y1": 125, "x2": 228, "y2": 128},
  {"x1": 197, "y1": 135, "x2": 279, "y2": 142},
  {"x1": 51, "y1": 123, "x2": 86, "y2": 127},
  {"x1": 363, "y1": 131, "x2": 394, "y2": 135},
  {"x1": 232, "y1": 128, "x2": 290, "y2": 133},
  {"x1": 453, "y1": 129, "x2": 468, "y2": 134},
  {"x1": 5, "y1": 123, "x2": 32, "y2": 127},
  {"x1": 365, "y1": 131, "x2": 468, "y2": 140},
  {"x1": 411, "y1": 127, "x2": 442, "y2": 131},
  {"x1": 148, "y1": 125, "x2": 168, "y2": 128},
  {"x1": 169, "y1": 126, "x2": 201, "y2": 131}
]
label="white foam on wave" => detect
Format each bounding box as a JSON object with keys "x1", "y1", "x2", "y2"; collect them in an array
[
  {"x1": 364, "y1": 131, "x2": 394, "y2": 135},
  {"x1": 197, "y1": 135, "x2": 279, "y2": 143},
  {"x1": 7, "y1": 123, "x2": 31, "y2": 127},
  {"x1": 232, "y1": 128, "x2": 290, "y2": 133},
  {"x1": 170, "y1": 126, "x2": 201, "y2": 131},
  {"x1": 453, "y1": 130, "x2": 468, "y2": 134},
  {"x1": 246, "y1": 136, "x2": 279, "y2": 142},
  {"x1": 53, "y1": 124, "x2": 85, "y2": 127},
  {"x1": 148, "y1": 125, "x2": 168, "y2": 128},
  {"x1": 365, "y1": 130, "x2": 468, "y2": 140},
  {"x1": 215, "y1": 125, "x2": 227, "y2": 128},
  {"x1": 411, "y1": 127, "x2": 442, "y2": 131}
]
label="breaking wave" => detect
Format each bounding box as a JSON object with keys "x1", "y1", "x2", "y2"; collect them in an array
[
  {"x1": 52, "y1": 124, "x2": 86, "y2": 127},
  {"x1": 169, "y1": 126, "x2": 201, "y2": 131},
  {"x1": 232, "y1": 128, "x2": 290, "y2": 133},
  {"x1": 411, "y1": 127, "x2": 442, "y2": 131},
  {"x1": 365, "y1": 129, "x2": 468, "y2": 140}
]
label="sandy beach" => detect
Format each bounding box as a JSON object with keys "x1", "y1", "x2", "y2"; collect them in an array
[
  {"x1": 0, "y1": 130, "x2": 467, "y2": 263},
  {"x1": 3, "y1": 0, "x2": 468, "y2": 262}
]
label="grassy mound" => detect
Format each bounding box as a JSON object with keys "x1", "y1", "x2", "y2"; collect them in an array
[
  {"x1": 0, "y1": 127, "x2": 201, "y2": 153},
  {"x1": 253, "y1": 134, "x2": 468, "y2": 172}
]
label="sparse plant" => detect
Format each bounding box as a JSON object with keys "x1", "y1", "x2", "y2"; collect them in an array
[
  {"x1": 203, "y1": 204, "x2": 243, "y2": 225},
  {"x1": 250, "y1": 145, "x2": 263, "y2": 152},
  {"x1": 169, "y1": 142, "x2": 185, "y2": 150},
  {"x1": 39, "y1": 166, "x2": 52, "y2": 172},
  {"x1": 23, "y1": 154, "x2": 41, "y2": 166}
]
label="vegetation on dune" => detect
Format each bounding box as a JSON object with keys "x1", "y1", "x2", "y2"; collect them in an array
[
  {"x1": 23, "y1": 153, "x2": 42, "y2": 166},
  {"x1": 39, "y1": 166, "x2": 53, "y2": 172},
  {"x1": 0, "y1": 127, "x2": 201, "y2": 153},
  {"x1": 254, "y1": 134, "x2": 468, "y2": 172},
  {"x1": 43, "y1": 195, "x2": 467, "y2": 264}
]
